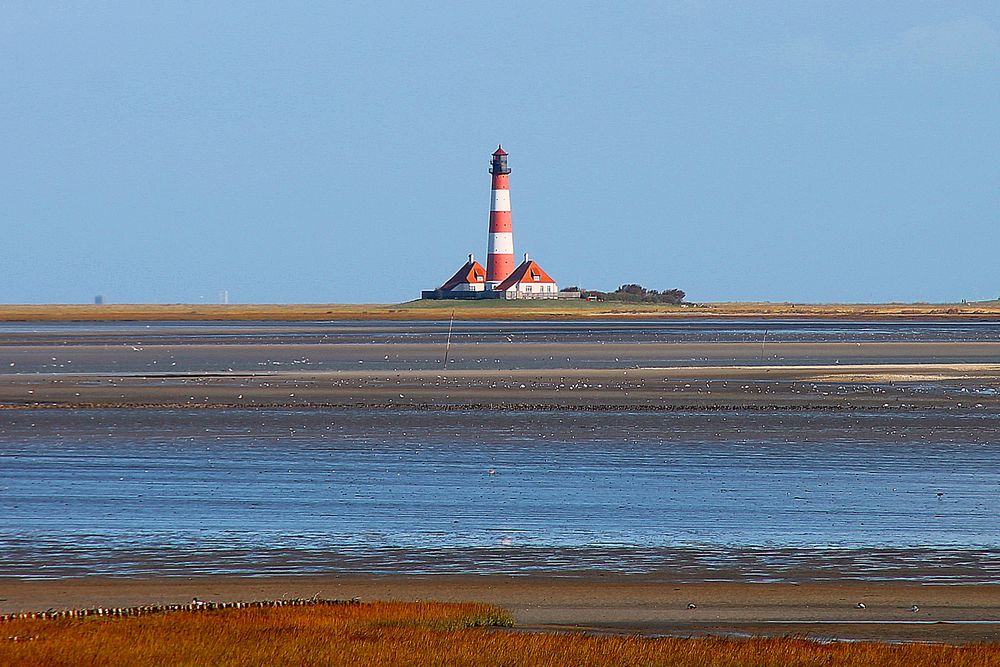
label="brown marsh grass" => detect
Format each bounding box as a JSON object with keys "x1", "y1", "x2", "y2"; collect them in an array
[{"x1": 1, "y1": 600, "x2": 999, "y2": 666}]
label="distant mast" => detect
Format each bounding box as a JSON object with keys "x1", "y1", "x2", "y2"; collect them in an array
[{"x1": 486, "y1": 145, "x2": 515, "y2": 288}]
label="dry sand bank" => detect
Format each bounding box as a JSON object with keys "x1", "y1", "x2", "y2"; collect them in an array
[
  {"x1": 2, "y1": 301, "x2": 1000, "y2": 322},
  {"x1": 2, "y1": 576, "x2": 999, "y2": 643}
]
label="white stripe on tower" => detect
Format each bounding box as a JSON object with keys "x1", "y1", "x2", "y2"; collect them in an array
[
  {"x1": 486, "y1": 145, "x2": 515, "y2": 287},
  {"x1": 490, "y1": 189, "x2": 511, "y2": 212},
  {"x1": 488, "y1": 232, "x2": 514, "y2": 254}
]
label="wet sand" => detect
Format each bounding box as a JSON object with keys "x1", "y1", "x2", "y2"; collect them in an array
[
  {"x1": 2, "y1": 575, "x2": 999, "y2": 643},
  {"x1": 1, "y1": 362, "x2": 999, "y2": 411}
]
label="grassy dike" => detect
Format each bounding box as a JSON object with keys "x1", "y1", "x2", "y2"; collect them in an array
[{"x1": 1, "y1": 299, "x2": 999, "y2": 321}]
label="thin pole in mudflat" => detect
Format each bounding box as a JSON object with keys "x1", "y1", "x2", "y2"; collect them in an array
[{"x1": 443, "y1": 311, "x2": 455, "y2": 369}]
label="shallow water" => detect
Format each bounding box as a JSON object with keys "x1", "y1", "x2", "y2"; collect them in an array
[{"x1": 1, "y1": 408, "x2": 999, "y2": 581}]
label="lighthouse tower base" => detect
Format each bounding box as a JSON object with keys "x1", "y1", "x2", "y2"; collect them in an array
[
  {"x1": 420, "y1": 289, "x2": 507, "y2": 300},
  {"x1": 421, "y1": 289, "x2": 580, "y2": 300}
]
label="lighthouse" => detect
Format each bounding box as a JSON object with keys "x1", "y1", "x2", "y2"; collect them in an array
[
  {"x1": 486, "y1": 146, "x2": 515, "y2": 288},
  {"x1": 422, "y1": 145, "x2": 572, "y2": 300}
]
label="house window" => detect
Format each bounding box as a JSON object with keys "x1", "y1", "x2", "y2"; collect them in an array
[
  {"x1": 525, "y1": 285, "x2": 532, "y2": 292},
  {"x1": 531, "y1": 273, "x2": 540, "y2": 281}
]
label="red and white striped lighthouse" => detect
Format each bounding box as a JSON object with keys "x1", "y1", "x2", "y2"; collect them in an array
[{"x1": 486, "y1": 145, "x2": 515, "y2": 288}]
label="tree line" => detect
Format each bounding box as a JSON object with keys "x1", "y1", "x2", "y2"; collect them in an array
[{"x1": 561, "y1": 284, "x2": 686, "y2": 304}]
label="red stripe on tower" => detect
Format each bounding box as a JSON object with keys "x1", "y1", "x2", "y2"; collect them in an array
[{"x1": 486, "y1": 145, "x2": 515, "y2": 288}]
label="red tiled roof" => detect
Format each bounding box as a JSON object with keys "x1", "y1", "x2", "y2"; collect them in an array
[
  {"x1": 494, "y1": 259, "x2": 555, "y2": 291},
  {"x1": 440, "y1": 260, "x2": 487, "y2": 290},
  {"x1": 493, "y1": 145, "x2": 507, "y2": 156}
]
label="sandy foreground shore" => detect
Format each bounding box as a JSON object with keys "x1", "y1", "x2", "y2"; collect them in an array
[{"x1": 2, "y1": 575, "x2": 999, "y2": 643}]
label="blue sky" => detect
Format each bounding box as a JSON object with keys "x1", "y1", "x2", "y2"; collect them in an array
[{"x1": 2, "y1": 2, "x2": 997, "y2": 304}]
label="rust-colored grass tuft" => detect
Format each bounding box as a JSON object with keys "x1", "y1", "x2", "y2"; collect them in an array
[{"x1": 1, "y1": 600, "x2": 998, "y2": 666}]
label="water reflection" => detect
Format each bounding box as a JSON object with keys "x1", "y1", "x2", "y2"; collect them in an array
[{"x1": 1, "y1": 408, "x2": 998, "y2": 580}]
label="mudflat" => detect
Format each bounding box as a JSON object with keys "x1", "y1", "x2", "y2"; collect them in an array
[
  {"x1": 3, "y1": 319, "x2": 999, "y2": 644},
  {"x1": 2, "y1": 319, "x2": 999, "y2": 411},
  {"x1": 1, "y1": 361, "x2": 998, "y2": 411}
]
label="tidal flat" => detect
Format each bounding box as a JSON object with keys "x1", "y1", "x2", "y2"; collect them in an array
[{"x1": 1, "y1": 319, "x2": 999, "y2": 642}]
